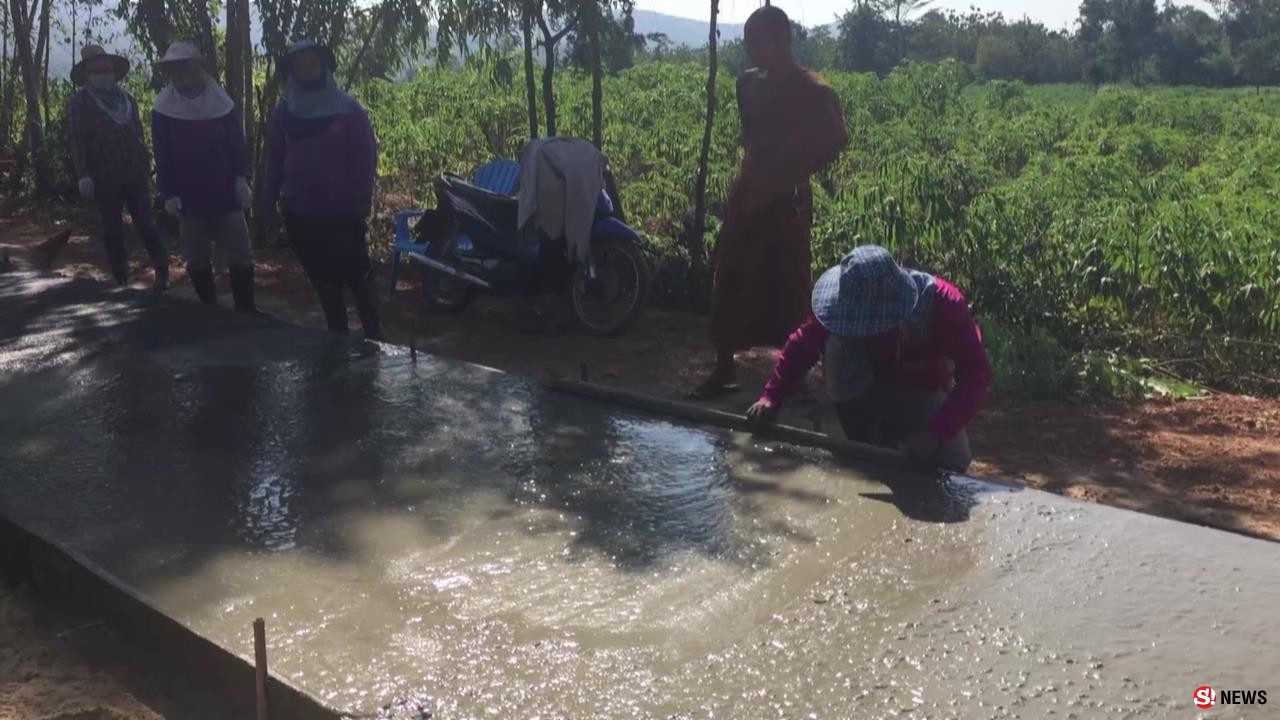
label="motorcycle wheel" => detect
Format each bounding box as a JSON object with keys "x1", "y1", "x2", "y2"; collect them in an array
[
  {"x1": 571, "y1": 235, "x2": 650, "y2": 337},
  {"x1": 422, "y1": 234, "x2": 476, "y2": 313}
]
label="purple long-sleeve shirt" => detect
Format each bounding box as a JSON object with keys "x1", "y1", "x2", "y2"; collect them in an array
[
  {"x1": 151, "y1": 109, "x2": 250, "y2": 215},
  {"x1": 264, "y1": 103, "x2": 378, "y2": 219}
]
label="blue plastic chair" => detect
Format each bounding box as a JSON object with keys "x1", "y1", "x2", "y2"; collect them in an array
[
  {"x1": 472, "y1": 158, "x2": 521, "y2": 195},
  {"x1": 388, "y1": 159, "x2": 521, "y2": 295}
]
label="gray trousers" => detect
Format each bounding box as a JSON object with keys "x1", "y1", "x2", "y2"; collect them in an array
[
  {"x1": 834, "y1": 387, "x2": 973, "y2": 473},
  {"x1": 180, "y1": 212, "x2": 252, "y2": 269}
]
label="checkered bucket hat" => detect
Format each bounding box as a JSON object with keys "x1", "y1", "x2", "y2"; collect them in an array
[{"x1": 811, "y1": 245, "x2": 921, "y2": 337}]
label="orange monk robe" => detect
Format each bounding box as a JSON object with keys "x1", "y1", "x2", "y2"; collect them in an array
[{"x1": 709, "y1": 66, "x2": 848, "y2": 352}]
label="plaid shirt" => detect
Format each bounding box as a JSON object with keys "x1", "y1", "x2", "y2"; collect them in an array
[
  {"x1": 761, "y1": 277, "x2": 992, "y2": 441},
  {"x1": 66, "y1": 89, "x2": 151, "y2": 186}
]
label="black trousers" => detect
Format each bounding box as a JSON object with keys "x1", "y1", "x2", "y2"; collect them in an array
[
  {"x1": 285, "y1": 212, "x2": 381, "y2": 339},
  {"x1": 832, "y1": 386, "x2": 973, "y2": 473}
]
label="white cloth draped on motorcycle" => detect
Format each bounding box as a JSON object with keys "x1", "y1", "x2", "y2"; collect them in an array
[{"x1": 517, "y1": 138, "x2": 605, "y2": 262}]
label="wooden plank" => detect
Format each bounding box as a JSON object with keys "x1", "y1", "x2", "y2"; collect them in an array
[{"x1": 543, "y1": 378, "x2": 909, "y2": 467}]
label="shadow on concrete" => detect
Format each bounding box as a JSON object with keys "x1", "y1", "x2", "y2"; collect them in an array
[{"x1": 860, "y1": 477, "x2": 980, "y2": 524}]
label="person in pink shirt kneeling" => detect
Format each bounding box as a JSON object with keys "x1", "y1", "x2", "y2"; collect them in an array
[{"x1": 746, "y1": 245, "x2": 992, "y2": 472}]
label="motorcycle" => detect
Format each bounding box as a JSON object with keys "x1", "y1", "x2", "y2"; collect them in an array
[{"x1": 408, "y1": 174, "x2": 651, "y2": 337}]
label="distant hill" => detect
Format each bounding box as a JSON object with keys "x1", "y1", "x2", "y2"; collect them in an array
[{"x1": 632, "y1": 10, "x2": 744, "y2": 49}]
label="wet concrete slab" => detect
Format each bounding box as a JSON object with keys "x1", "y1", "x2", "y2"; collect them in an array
[{"x1": 1, "y1": 272, "x2": 1278, "y2": 719}]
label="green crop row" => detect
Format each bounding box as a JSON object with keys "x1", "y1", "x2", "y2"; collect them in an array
[{"x1": 361, "y1": 61, "x2": 1277, "y2": 394}]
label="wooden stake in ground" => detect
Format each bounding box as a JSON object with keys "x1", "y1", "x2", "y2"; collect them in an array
[{"x1": 253, "y1": 617, "x2": 270, "y2": 720}]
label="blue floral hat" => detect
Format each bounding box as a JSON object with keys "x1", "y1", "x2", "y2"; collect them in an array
[{"x1": 811, "y1": 245, "x2": 921, "y2": 337}]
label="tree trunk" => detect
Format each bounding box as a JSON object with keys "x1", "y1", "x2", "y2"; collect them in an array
[
  {"x1": 2, "y1": 7, "x2": 10, "y2": 155},
  {"x1": 250, "y1": 79, "x2": 278, "y2": 246},
  {"x1": 689, "y1": 0, "x2": 718, "y2": 274},
  {"x1": 537, "y1": 15, "x2": 558, "y2": 137},
  {"x1": 522, "y1": 5, "x2": 538, "y2": 139},
  {"x1": 226, "y1": 0, "x2": 256, "y2": 239},
  {"x1": 536, "y1": 12, "x2": 578, "y2": 139},
  {"x1": 38, "y1": 0, "x2": 48, "y2": 126},
  {"x1": 138, "y1": 0, "x2": 169, "y2": 59},
  {"x1": 9, "y1": 0, "x2": 49, "y2": 195},
  {"x1": 239, "y1": 0, "x2": 252, "y2": 151},
  {"x1": 587, "y1": 0, "x2": 603, "y2": 148},
  {"x1": 225, "y1": 0, "x2": 244, "y2": 117},
  {"x1": 193, "y1": 0, "x2": 218, "y2": 79}
]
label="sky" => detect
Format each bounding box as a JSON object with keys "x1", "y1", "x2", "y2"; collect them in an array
[{"x1": 636, "y1": 0, "x2": 1218, "y2": 32}]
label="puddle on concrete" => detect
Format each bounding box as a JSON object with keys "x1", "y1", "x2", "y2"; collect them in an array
[{"x1": 2, "y1": 274, "x2": 1279, "y2": 719}]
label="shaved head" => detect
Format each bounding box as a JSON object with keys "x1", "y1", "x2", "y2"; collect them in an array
[
  {"x1": 745, "y1": 6, "x2": 791, "y2": 40},
  {"x1": 744, "y1": 5, "x2": 793, "y2": 71}
]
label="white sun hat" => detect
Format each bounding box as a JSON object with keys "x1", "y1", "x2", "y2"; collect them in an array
[{"x1": 154, "y1": 41, "x2": 212, "y2": 70}]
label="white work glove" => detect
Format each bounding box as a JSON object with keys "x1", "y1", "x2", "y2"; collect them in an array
[
  {"x1": 164, "y1": 197, "x2": 183, "y2": 216},
  {"x1": 235, "y1": 177, "x2": 252, "y2": 209},
  {"x1": 78, "y1": 177, "x2": 94, "y2": 200}
]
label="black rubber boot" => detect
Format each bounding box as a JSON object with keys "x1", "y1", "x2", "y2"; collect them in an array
[
  {"x1": 153, "y1": 262, "x2": 170, "y2": 293},
  {"x1": 111, "y1": 265, "x2": 128, "y2": 287},
  {"x1": 229, "y1": 264, "x2": 261, "y2": 314},
  {"x1": 189, "y1": 266, "x2": 217, "y2": 305},
  {"x1": 317, "y1": 283, "x2": 350, "y2": 335},
  {"x1": 351, "y1": 272, "x2": 383, "y2": 341}
]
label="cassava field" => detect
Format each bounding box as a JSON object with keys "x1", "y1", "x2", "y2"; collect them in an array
[{"x1": 27, "y1": 59, "x2": 1280, "y2": 397}]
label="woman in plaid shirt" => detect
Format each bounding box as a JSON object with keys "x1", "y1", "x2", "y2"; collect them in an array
[
  {"x1": 66, "y1": 45, "x2": 168, "y2": 290},
  {"x1": 746, "y1": 245, "x2": 991, "y2": 472}
]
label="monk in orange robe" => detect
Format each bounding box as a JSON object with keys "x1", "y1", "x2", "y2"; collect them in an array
[{"x1": 692, "y1": 5, "x2": 849, "y2": 399}]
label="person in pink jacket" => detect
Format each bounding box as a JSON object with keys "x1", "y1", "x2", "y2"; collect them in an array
[{"x1": 746, "y1": 245, "x2": 992, "y2": 472}]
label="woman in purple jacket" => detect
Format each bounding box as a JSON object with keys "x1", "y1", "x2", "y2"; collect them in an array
[
  {"x1": 151, "y1": 41, "x2": 258, "y2": 312},
  {"x1": 262, "y1": 40, "x2": 381, "y2": 340}
]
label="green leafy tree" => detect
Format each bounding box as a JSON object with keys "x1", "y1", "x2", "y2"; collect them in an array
[
  {"x1": 114, "y1": 0, "x2": 218, "y2": 78},
  {"x1": 908, "y1": 8, "x2": 990, "y2": 64},
  {"x1": 1155, "y1": 4, "x2": 1229, "y2": 85},
  {"x1": 568, "y1": 5, "x2": 644, "y2": 74},
  {"x1": 1217, "y1": 0, "x2": 1280, "y2": 88},
  {"x1": 975, "y1": 34, "x2": 1020, "y2": 80},
  {"x1": 1077, "y1": 0, "x2": 1159, "y2": 84},
  {"x1": 794, "y1": 24, "x2": 840, "y2": 70},
  {"x1": 343, "y1": 0, "x2": 433, "y2": 84},
  {"x1": 839, "y1": 1, "x2": 895, "y2": 74},
  {"x1": 885, "y1": 0, "x2": 932, "y2": 59}
]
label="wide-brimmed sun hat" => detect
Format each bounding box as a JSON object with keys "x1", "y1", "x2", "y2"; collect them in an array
[
  {"x1": 277, "y1": 39, "x2": 337, "y2": 77},
  {"x1": 70, "y1": 44, "x2": 129, "y2": 86},
  {"x1": 153, "y1": 40, "x2": 212, "y2": 71},
  {"x1": 811, "y1": 245, "x2": 921, "y2": 337}
]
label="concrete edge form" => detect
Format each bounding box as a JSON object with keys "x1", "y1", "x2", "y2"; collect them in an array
[{"x1": 0, "y1": 511, "x2": 343, "y2": 720}]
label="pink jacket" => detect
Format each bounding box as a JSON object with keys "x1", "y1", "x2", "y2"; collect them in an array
[{"x1": 760, "y1": 277, "x2": 991, "y2": 441}]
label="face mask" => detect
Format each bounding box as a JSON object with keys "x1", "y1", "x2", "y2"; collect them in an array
[
  {"x1": 87, "y1": 72, "x2": 117, "y2": 91},
  {"x1": 176, "y1": 79, "x2": 205, "y2": 99}
]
